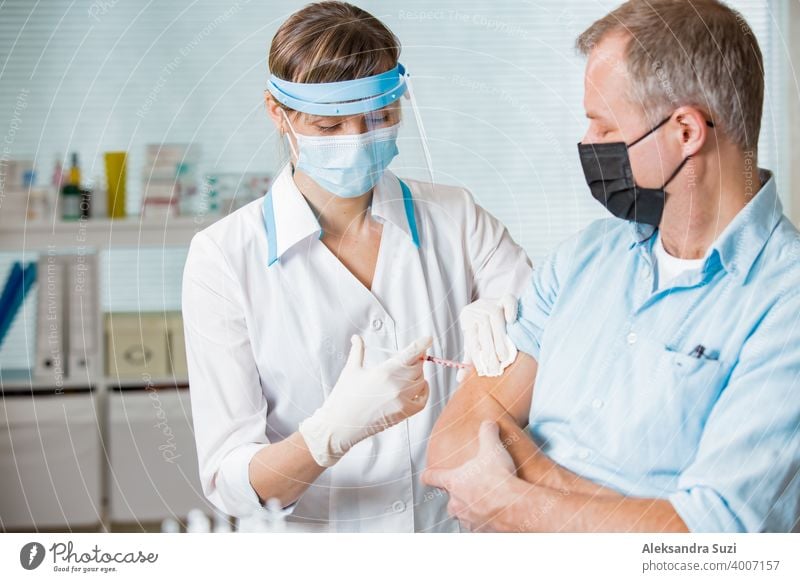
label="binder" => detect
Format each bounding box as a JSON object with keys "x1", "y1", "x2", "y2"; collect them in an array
[
  {"x1": 67, "y1": 253, "x2": 99, "y2": 378},
  {"x1": 0, "y1": 262, "x2": 23, "y2": 348},
  {"x1": 34, "y1": 255, "x2": 67, "y2": 382},
  {"x1": 0, "y1": 261, "x2": 37, "y2": 350}
]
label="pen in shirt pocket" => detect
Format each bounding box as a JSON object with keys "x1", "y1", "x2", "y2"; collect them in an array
[{"x1": 688, "y1": 344, "x2": 718, "y2": 360}]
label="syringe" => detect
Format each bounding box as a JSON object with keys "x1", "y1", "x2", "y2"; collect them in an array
[{"x1": 369, "y1": 346, "x2": 470, "y2": 370}]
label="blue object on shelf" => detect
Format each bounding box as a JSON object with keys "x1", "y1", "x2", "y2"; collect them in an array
[{"x1": 0, "y1": 261, "x2": 37, "y2": 349}]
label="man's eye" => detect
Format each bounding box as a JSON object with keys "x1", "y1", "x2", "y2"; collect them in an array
[{"x1": 318, "y1": 124, "x2": 339, "y2": 132}]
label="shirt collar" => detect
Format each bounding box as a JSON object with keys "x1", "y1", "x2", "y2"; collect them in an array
[
  {"x1": 264, "y1": 164, "x2": 323, "y2": 266},
  {"x1": 628, "y1": 169, "x2": 782, "y2": 279},
  {"x1": 708, "y1": 169, "x2": 781, "y2": 278},
  {"x1": 263, "y1": 166, "x2": 420, "y2": 266}
]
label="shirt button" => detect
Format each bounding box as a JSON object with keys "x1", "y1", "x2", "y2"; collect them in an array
[
  {"x1": 391, "y1": 500, "x2": 406, "y2": 513},
  {"x1": 578, "y1": 449, "x2": 590, "y2": 460},
  {"x1": 591, "y1": 398, "x2": 604, "y2": 409},
  {"x1": 626, "y1": 332, "x2": 638, "y2": 345},
  {"x1": 371, "y1": 318, "x2": 383, "y2": 331}
]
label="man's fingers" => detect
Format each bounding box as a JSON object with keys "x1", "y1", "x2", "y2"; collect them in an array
[
  {"x1": 447, "y1": 498, "x2": 464, "y2": 518},
  {"x1": 421, "y1": 467, "x2": 455, "y2": 490}
]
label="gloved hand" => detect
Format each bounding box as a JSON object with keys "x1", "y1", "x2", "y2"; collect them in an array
[
  {"x1": 299, "y1": 334, "x2": 433, "y2": 467},
  {"x1": 458, "y1": 295, "x2": 518, "y2": 381}
]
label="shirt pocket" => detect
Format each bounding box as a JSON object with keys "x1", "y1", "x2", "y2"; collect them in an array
[{"x1": 614, "y1": 337, "x2": 727, "y2": 475}]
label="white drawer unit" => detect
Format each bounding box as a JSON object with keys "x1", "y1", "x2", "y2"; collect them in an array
[
  {"x1": 107, "y1": 385, "x2": 214, "y2": 522},
  {"x1": 0, "y1": 390, "x2": 102, "y2": 530}
]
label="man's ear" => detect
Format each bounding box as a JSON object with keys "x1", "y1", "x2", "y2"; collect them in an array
[{"x1": 673, "y1": 106, "x2": 711, "y2": 158}]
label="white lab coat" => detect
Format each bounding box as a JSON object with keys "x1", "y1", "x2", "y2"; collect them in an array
[{"x1": 182, "y1": 165, "x2": 532, "y2": 532}]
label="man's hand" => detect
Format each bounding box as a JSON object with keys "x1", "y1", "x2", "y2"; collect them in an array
[{"x1": 422, "y1": 421, "x2": 520, "y2": 532}]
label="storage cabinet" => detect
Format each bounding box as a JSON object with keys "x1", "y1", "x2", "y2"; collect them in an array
[
  {"x1": 108, "y1": 385, "x2": 215, "y2": 522},
  {"x1": 0, "y1": 390, "x2": 102, "y2": 529},
  {"x1": 0, "y1": 215, "x2": 219, "y2": 531}
]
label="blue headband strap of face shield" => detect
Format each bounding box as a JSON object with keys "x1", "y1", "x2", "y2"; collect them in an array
[{"x1": 267, "y1": 63, "x2": 407, "y2": 116}]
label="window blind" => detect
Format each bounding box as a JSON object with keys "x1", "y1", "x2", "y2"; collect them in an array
[{"x1": 0, "y1": 0, "x2": 791, "y2": 369}]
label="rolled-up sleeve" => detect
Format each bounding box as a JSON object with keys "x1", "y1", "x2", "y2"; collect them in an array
[
  {"x1": 182, "y1": 231, "x2": 269, "y2": 518},
  {"x1": 669, "y1": 291, "x2": 800, "y2": 532},
  {"x1": 507, "y1": 245, "x2": 563, "y2": 362}
]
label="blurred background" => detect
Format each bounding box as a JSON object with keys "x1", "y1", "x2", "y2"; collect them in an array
[{"x1": 0, "y1": 0, "x2": 797, "y2": 532}]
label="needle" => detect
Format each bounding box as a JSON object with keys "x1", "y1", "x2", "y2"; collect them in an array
[{"x1": 368, "y1": 346, "x2": 470, "y2": 370}]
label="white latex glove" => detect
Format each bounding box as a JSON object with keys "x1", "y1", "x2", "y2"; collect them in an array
[
  {"x1": 458, "y1": 294, "x2": 518, "y2": 381},
  {"x1": 299, "y1": 334, "x2": 433, "y2": 467}
]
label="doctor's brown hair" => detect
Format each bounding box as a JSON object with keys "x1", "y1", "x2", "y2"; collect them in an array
[{"x1": 268, "y1": 1, "x2": 400, "y2": 95}]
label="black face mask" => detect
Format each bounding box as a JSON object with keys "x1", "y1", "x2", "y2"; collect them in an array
[{"x1": 577, "y1": 115, "x2": 714, "y2": 226}]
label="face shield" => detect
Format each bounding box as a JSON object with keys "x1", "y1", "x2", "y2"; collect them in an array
[{"x1": 266, "y1": 63, "x2": 434, "y2": 199}]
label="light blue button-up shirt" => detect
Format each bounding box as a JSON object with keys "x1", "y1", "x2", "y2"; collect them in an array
[{"x1": 508, "y1": 169, "x2": 800, "y2": 532}]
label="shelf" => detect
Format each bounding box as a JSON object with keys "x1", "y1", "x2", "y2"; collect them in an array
[
  {"x1": 0, "y1": 369, "x2": 189, "y2": 392},
  {"x1": 108, "y1": 376, "x2": 190, "y2": 390},
  {"x1": 0, "y1": 214, "x2": 224, "y2": 251}
]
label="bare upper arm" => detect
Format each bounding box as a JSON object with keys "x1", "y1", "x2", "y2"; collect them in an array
[{"x1": 464, "y1": 351, "x2": 537, "y2": 427}]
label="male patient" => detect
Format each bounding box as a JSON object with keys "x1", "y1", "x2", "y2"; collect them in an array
[{"x1": 423, "y1": 0, "x2": 800, "y2": 533}]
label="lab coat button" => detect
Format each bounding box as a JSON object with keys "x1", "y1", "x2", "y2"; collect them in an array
[
  {"x1": 371, "y1": 318, "x2": 383, "y2": 331},
  {"x1": 626, "y1": 332, "x2": 637, "y2": 345}
]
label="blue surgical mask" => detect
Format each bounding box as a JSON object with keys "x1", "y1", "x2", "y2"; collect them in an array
[{"x1": 283, "y1": 113, "x2": 400, "y2": 198}]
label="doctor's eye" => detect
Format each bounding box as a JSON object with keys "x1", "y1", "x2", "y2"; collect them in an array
[
  {"x1": 367, "y1": 111, "x2": 393, "y2": 125},
  {"x1": 316, "y1": 123, "x2": 342, "y2": 133}
]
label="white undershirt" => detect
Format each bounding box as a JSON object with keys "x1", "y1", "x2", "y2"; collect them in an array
[{"x1": 653, "y1": 232, "x2": 705, "y2": 290}]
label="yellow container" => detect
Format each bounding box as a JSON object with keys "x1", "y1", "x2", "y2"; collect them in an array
[{"x1": 104, "y1": 151, "x2": 127, "y2": 218}]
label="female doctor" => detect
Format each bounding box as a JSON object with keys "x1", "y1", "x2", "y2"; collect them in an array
[{"x1": 182, "y1": 1, "x2": 531, "y2": 532}]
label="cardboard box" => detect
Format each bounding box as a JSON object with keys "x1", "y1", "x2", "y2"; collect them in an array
[
  {"x1": 105, "y1": 312, "x2": 169, "y2": 379},
  {"x1": 164, "y1": 311, "x2": 187, "y2": 378}
]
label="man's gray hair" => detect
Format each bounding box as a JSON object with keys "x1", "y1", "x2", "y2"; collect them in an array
[{"x1": 577, "y1": 0, "x2": 764, "y2": 153}]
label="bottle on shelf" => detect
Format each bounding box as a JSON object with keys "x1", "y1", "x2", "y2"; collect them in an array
[
  {"x1": 51, "y1": 153, "x2": 64, "y2": 190},
  {"x1": 61, "y1": 152, "x2": 83, "y2": 221}
]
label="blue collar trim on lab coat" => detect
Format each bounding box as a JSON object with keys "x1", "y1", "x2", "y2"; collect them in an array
[{"x1": 399, "y1": 178, "x2": 421, "y2": 249}]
